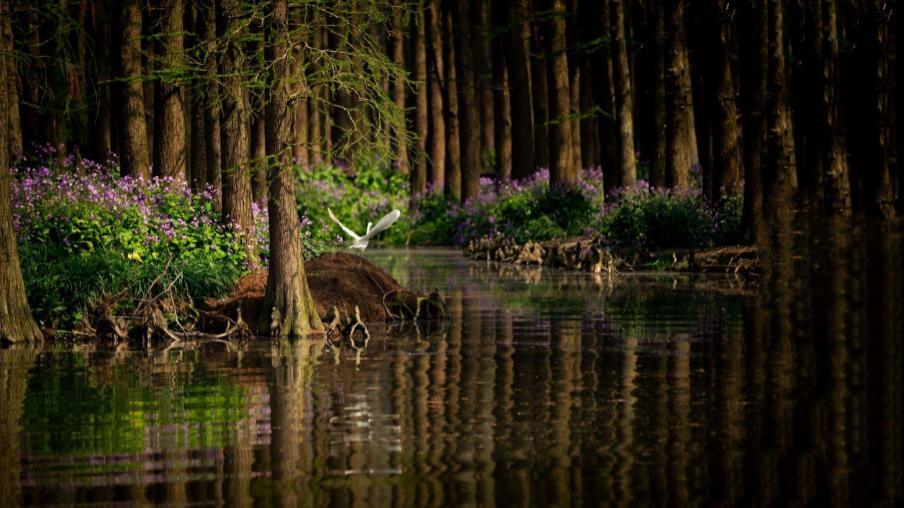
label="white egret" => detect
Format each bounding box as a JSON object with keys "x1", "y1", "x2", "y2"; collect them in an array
[{"x1": 328, "y1": 208, "x2": 401, "y2": 252}]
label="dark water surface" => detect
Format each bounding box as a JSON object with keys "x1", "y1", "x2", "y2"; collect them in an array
[{"x1": 1, "y1": 221, "x2": 902, "y2": 506}]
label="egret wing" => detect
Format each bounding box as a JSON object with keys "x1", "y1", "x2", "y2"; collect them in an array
[
  {"x1": 362, "y1": 209, "x2": 401, "y2": 240},
  {"x1": 328, "y1": 208, "x2": 361, "y2": 241}
]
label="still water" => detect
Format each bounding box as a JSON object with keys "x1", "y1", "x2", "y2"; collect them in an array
[{"x1": 1, "y1": 220, "x2": 902, "y2": 506}]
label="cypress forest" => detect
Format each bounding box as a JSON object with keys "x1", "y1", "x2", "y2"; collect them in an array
[{"x1": 0, "y1": 1, "x2": 901, "y2": 505}]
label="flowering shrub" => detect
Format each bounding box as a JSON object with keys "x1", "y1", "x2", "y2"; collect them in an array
[
  {"x1": 11, "y1": 152, "x2": 250, "y2": 326},
  {"x1": 593, "y1": 184, "x2": 743, "y2": 253},
  {"x1": 408, "y1": 168, "x2": 604, "y2": 246}
]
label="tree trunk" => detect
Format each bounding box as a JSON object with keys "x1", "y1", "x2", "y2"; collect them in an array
[
  {"x1": 597, "y1": 0, "x2": 618, "y2": 192},
  {"x1": 504, "y1": 0, "x2": 534, "y2": 179},
  {"x1": 251, "y1": 112, "x2": 268, "y2": 205},
  {"x1": 713, "y1": 0, "x2": 742, "y2": 198},
  {"x1": 611, "y1": 0, "x2": 636, "y2": 187},
  {"x1": 739, "y1": 0, "x2": 767, "y2": 243},
  {"x1": 491, "y1": 0, "x2": 513, "y2": 183},
  {"x1": 392, "y1": 4, "x2": 410, "y2": 176},
  {"x1": 201, "y1": 0, "x2": 222, "y2": 209},
  {"x1": 121, "y1": 0, "x2": 150, "y2": 180},
  {"x1": 219, "y1": 0, "x2": 258, "y2": 268},
  {"x1": 259, "y1": 0, "x2": 323, "y2": 338},
  {"x1": 412, "y1": 1, "x2": 429, "y2": 196},
  {"x1": 457, "y1": 0, "x2": 481, "y2": 201},
  {"x1": 475, "y1": 0, "x2": 495, "y2": 170},
  {"x1": 190, "y1": 91, "x2": 207, "y2": 191},
  {"x1": 531, "y1": 19, "x2": 550, "y2": 170},
  {"x1": 766, "y1": 0, "x2": 797, "y2": 208},
  {"x1": 570, "y1": 64, "x2": 582, "y2": 173},
  {"x1": 820, "y1": 0, "x2": 851, "y2": 212},
  {"x1": 308, "y1": 11, "x2": 323, "y2": 166},
  {"x1": 666, "y1": 0, "x2": 692, "y2": 189},
  {"x1": 293, "y1": 82, "x2": 309, "y2": 169},
  {"x1": 89, "y1": 0, "x2": 112, "y2": 161},
  {"x1": 650, "y1": 4, "x2": 667, "y2": 188},
  {"x1": 153, "y1": 0, "x2": 186, "y2": 181},
  {"x1": 579, "y1": 60, "x2": 599, "y2": 170},
  {"x1": 1, "y1": 0, "x2": 22, "y2": 160},
  {"x1": 0, "y1": 19, "x2": 41, "y2": 342},
  {"x1": 548, "y1": 0, "x2": 574, "y2": 186},
  {"x1": 427, "y1": 0, "x2": 446, "y2": 192},
  {"x1": 444, "y1": 8, "x2": 462, "y2": 199}
]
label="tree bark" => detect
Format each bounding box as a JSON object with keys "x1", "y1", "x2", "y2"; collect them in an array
[
  {"x1": 153, "y1": 0, "x2": 187, "y2": 182},
  {"x1": 820, "y1": 0, "x2": 851, "y2": 212},
  {"x1": 251, "y1": 111, "x2": 267, "y2": 205},
  {"x1": 444, "y1": 8, "x2": 462, "y2": 199},
  {"x1": 611, "y1": 0, "x2": 636, "y2": 187},
  {"x1": 531, "y1": 19, "x2": 550, "y2": 170},
  {"x1": 548, "y1": 0, "x2": 574, "y2": 186},
  {"x1": 219, "y1": 0, "x2": 258, "y2": 268},
  {"x1": 1, "y1": 0, "x2": 22, "y2": 160},
  {"x1": 457, "y1": 0, "x2": 481, "y2": 201},
  {"x1": 89, "y1": 0, "x2": 112, "y2": 161},
  {"x1": 0, "y1": 17, "x2": 41, "y2": 342},
  {"x1": 475, "y1": 0, "x2": 495, "y2": 170},
  {"x1": 121, "y1": 0, "x2": 150, "y2": 180},
  {"x1": 412, "y1": 1, "x2": 429, "y2": 196},
  {"x1": 739, "y1": 0, "x2": 767, "y2": 243},
  {"x1": 665, "y1": 0, "x2": 693, "y2": 189},
  {"x1": 427, "y1": 0, "x2": 446, "y2": 192},
  {"x1": 597, "y1": 0, "x2": 618, "y2": 192},
  {"x1": 713, "y1": 0, "x2": 742, "y2": 198},
  {"x1": 259, "y1": 0, "x2": 323, "y2": 338},
  {"x1": 504, "y1": 0, "x2": 535, "y2": 179},
  {"x1": 392, "y1": 4, "x2": 410, "y2": 176},
  {"x1": 491, "y1": 0, "x2": 513, "y2": 182},
  {"x1": 650, "y1": 4, "x2": 667, "y2": 188},
  {"x1": 201, "y1": 0, "x2": 222, "y2": 209},
  {"x1": 766, "y1": 0, "x2": 797, "y2": 208}
]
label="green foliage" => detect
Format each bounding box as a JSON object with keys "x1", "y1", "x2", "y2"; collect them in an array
[
  {"x1": 595, "y1": 187, "x2": 744, "y2": 253},
  {"x1": 295, "y1": 155, "x2": 409, "y2": 249},
  {"x1": 13, "y1": 167, "x2": 248, "y2": 327}
]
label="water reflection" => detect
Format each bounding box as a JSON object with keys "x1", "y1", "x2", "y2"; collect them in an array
[{"x1": 0, "y1": 223, "x2": 902, "y2": 505}]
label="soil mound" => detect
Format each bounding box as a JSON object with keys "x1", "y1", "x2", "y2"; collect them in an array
[{"x1": 205, "y1": 252, "x2": 441, "y2": 330}]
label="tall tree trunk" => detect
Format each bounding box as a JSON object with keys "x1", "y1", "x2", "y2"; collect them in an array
[
  {"x1": 475, "y1": 0, "x2": 495, "y2": 170},
  {"x1": 820, "y1": 0, "x2": 851, "y2": 212},
  {"x1": 444, "y1": 8, "x2": 462, "y2": 199},
  {"x1": 121, "y1": 0, "x2": 150, "y2": 180},
  {"x1": 531, "y1": 19, "x2": 550, "y2": 170},
  {"x1": 308, "y1": 11, "x2": 322, "y2": 166},
  {"x1": 504, "y1": 0, "x2": 534, "y2": 179},
  {"x1": 766, "y1": 0, "x2": 797, "y2": 207},
  {"x1": 579, "y1": 60, "x2": 599, "y2": 170},
  {"x1": 611, "y1": 0, "x2": 636, "y2": 187},
  {"x1": 392, "y1": 4, "x2": 410, "y2": 176},
  {"x1": 251, "y1": 112, "x2": 267, "y2": 204},
  {"x1": 570, "y1": 64, "x2": 582, "y2": 173},
  {"x1": 548, "y1": 0, "x2": 574, "y2": 186},
  {"x1": 665, "y1": 0, "x2": 693, "y2": 189},
  {"x1": 201, "y1": 0, "x2": 222, "y2": 209},
  {"x1": 427, "y1": 0, "x2": 446, "y2": 191},
  {"x1": 90, "y1": 0, "x2": 112, "y2": 161},
  {"x1": 650, "y1": 4, "x2": 667, "y2": 187},
  {"x1": 412, "y1": 1, "x2": 429, "y2": 196},
  {"x1": 293, "y1": 79, "x2": 309, "y2": 169},
  {"x1": 259, "y1": 0, "x2": 323, "y2": 337},
  {"x1": 219, "y1": 0, "x2": 257, "y2": 267},
  {"x1": 457, "y1": 0, "x2": 481, "y2": 201},
  {"x1": 0, "y1": 16, "x2": 41, "y2": 342},
  {"x1": 1, "y1": 0, "x2": 21, "y2": 160},
  {"x1": 153, "y1": 0, "x2": 187, "y2": 181},
  {"x1": 190, "y1": 91, "x2": 207, "y2": 191},
  {"x1": 739, "y1": 0, "x2": 767, "y2": 243},
  {"x1": 597, "y1": 0, "x2": 618, "y2": 192},
  {"x1": 713, "y1": 0, "x2": 741, "y2": 198},
  {"x1": 491, "y1": 6, "x2": 513, "y2": 183}
]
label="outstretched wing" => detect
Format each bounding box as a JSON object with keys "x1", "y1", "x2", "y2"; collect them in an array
[
  {"x1": 362, "y1": 209, "x2": 401, "y2": 240},
  {"x1": 328, "y1": 208, "x2": 361, "y2": 241}
]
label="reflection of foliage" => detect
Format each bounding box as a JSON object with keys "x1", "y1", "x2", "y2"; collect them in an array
[
  {"x1": 21, "y1": 354, "x2": 247, "y2": 459},
  {"x1": 599, "y1": 289, "x2": 745, "y2": 339}
]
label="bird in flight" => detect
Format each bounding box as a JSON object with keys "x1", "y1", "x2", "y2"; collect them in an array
[{"x1": 328, "y1": 208, "x2": 401, "y2": 252}]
